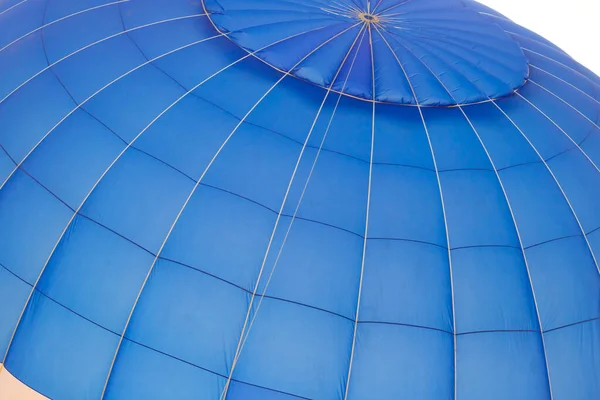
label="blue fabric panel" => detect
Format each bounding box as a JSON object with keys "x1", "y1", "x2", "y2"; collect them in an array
[
  {"x1": 369, "y1": 164, "x2": 446, "y2": 246},
  {"x1": 203, "y1": 123, "x2": 302, "y2": 211},
  {"x1": 81, "y1": 148, "x2": 195, "y2": 252},
  {"x1": 125, "y1": 258, "x2": 248, "y2": 376},
  {"x1": 125, "y1": 16, "x2": 216, "y2": 59},
  {"x1": 547, "y1": 149, "x2": 600, "y2": 233},
  {"x1": 292, "y1": 151, "x2": 369, "y2": 235},
  {"x1": 494, "y1": 94, "x2": 573, "y2": 160},
  {"x1": 231, "y1": 298, "x2": 353, "y2": 399},
  {"x1": 257, "y1": 217, "x2": 363, "y2": 320},
  {"x1": 22, "y1": 109, "x2": 125, "y2": 208},
  {"x1": 161, "y1": 185, "x2": 276, "y2": 290},
  {"x1": 498, "y1": 163, "x2": 581, "y2": 247},
  {"x1": 119, "y1": 0, "x2": 205, "y2": 28},
  {"x1": 0, "y1": 0, "x2": 45, "y2": 49},
  {"x1": 227, "y1": 381, "x2": 303, "y2": 400},
  {"x1": 423, "y1": 107, "x2": 492, "y2": 171},
  {"x1": 0, "y1": 170, "x2": 72, "y2": 283},
  {"x1": 41, "y1": 4, "x2": 123, "y2": 63},
  {"x1": 103, "y1": 339, "x2": 224, "y2": 400},
  {"x1": 346, "y1": 323, "x2": 453, "y2": 400},
  {"x1": 0, "y1": 70, "x2": 76, "y2": 162},
  {"x1": 5, "y1": 292, "x2": 119, "y2": 400},
  {"x1": 82, "y1": 64, "x2": 185, "y2": 143},
  {"x1": 134, "y1": 95, "x2": 239, "y2": 179},
  {"x1": 0, "y1": 150, "x2": 16, "y2": 184},
  {"x1": 44, "y1": 0, "x2": 119, "y2": 23},
  {"x1": 360, "y1": 239, "x2": 452, "y2": 332},
  {"x1": 462, "y1": 102, "x2": 540, "y2": 170},
  {"x1": 0, "y1": 266, "x2": 30, "y2": 356},
  {"x1": 441, "y1": 170, "x2": 520, "y2": 248},
  {"x1": 525, "y1": 236, "x2": 600, "y2": 331},
  {"x1": 452, "y1": 247, "x2": 538, "y2": 333},
  {"x1": 0, "y1": 32, "x2": 46, "y2": 101},
  {"x1": 544, "y1": 320, "x2": 600, "y2": 400},
  {"x1": 50, "y1": 35, "x2": 146, "y2": 104},
  {"x1": 373, "y1": 104, "x2": 433, "y2": 169},
  {"x1": 456, "y1": 332, "x2": 550, "y2": 400},
  {"x1": 37, "y1": 215, "x2": 153, "y2": 333}
]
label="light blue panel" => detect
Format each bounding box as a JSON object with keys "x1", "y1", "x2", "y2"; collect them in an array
[
  {"x1": 103, "y1": 339, "x2": 225, "y2": 400},
  {"x1": 257, "y1": 217, "x2": 363, "y2": 320},
  {"x1": 203, "y1": 123, "x2": 302, "y2": 211},
  {"x1": 346, "y1": 323, "x2": 453, "y2": 400},
  {"x1": 0, "y1": 70, "x2": 76, "y2": 162},
  {"x1": 82, "y1": 63, "x2": 185, "y2": 143},
  {"x1": 494, "y1": 94, "x2": 573, "y2": 160},
  {"x1": 50, "y1": 35, "x2": 146, "y2": 103},
  {"x1": 22, "y1": 109, "x2": 125, "y2": 208},
  {"x1": 499, "y1": 163, "x2": 581, "y2": 247},
  {"x1": 462, "y1": 101, "x2": 540, "y2": 170},
  {"x1": 360, "y1": 239, "x2": 452, "y2": 332},
  {"x1": 232, "y1": 298, "x2": 353, "y2": 400},
  {"x1": 134, "y1": 94, "x2": 239, "y2": 179},
  {"x1": 37, "y1": 215, "x2": 154, "y2": 333},
  {"x1": 369, "y1": 164, "x2": 446, "y2": 246},
  {"x1": 456, "y1": 332, "x2": 550, "y2": 400},
  {"x1": 525, "y1": 236, "x2": 600, "y2": 331},
  {"x1": 41, "y1": 5, "x2": 123, "y2": 63},
  {"x1": 227, "y1": 381, "x2": 303, "y2": 400},
  {"x1": 81, "y1": 148, "x2": 195, "y2": 253},
  {"x1": 373, "y1": 103, "x2": 433, "y2": 169},
  {"x1": 293, "y1": 150, "x2": 369, "y2": 235},
  {"x1": 545, "y1": 320, "x2": 600, "y2": 400},
  {"x1": 0, "y1": 170, "x2": 72, "y2": 284},
  {"x1": 0, "y1": 266, "x2": 30, "y2": 356},
  {"x1": 423, "y1": 106, "x2": 492, "y2": 171},
  {"x1": 441, "y1": 170, "x2": 520, "y2": 248},
  {"x1": 0, "y1": 32, "x2": 47, "y2": 100},
  {"x1": 547, "y1": 149, "x2": 600, "y2": 233},
  {"x1": 194, "y1": 56, "x2": 282, "y2": 120},
  {"x1": 161, "y1": 185, "x2": 276, "y2": 290},
  {"x1": 125, "y1": 16, "x2": 217, "y2": 59},
  {"x1": 126, "y1": 258, "x2": 248, "y2": 376},
  {"x1": 453, "y1": 247, "x2": 538, "y2": 333},
  {"x1": 5, "y1": 292, "x2": 119, "y2": 400}
]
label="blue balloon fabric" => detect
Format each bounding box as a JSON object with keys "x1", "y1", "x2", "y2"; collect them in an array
[{"x1": 0, "y1": 0, "x2": 599, "y2": 399}]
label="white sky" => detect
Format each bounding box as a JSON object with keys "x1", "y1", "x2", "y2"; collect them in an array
[{"x1": 477, "y1": 0, "x2": 600, "y2": 76}]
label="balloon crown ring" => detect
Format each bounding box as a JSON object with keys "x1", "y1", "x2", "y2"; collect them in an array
[{"x1": 358, "y1": 13, "x2": 380, "y2": 23}]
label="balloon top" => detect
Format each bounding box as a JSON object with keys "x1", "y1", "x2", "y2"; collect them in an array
[{"x1": 204, "y1": 0, "x2": 530, "y2": 106}]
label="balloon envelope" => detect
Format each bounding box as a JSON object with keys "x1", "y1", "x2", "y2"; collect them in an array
[{"x1": 0, "y1": 0, "x2": 599, "y2": 399}]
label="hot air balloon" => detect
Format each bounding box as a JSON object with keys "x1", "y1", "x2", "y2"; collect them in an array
[{"x1": 0, "y1": 0, "x2": 598, "y2": 399}]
